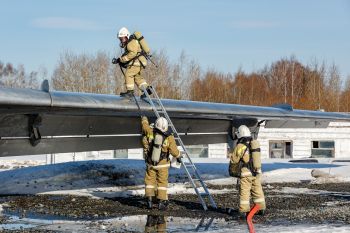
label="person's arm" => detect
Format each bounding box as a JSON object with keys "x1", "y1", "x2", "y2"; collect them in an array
[
  {"x1": 141, "y1": 116, "x2": 153, "y2": 135},
  {"x1": 167, "y1": 135, "x2": 180, "y2": 158},
  {"x1": 120, "y1": 40, "x2": 139, "y2": 63},
  {"x1": 142, "y1": 135, "x2": 149, "y2": 159}
]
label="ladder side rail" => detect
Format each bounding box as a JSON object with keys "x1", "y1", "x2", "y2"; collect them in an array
[
  {"x1": 173, "y1": 131, "x2": 217, "y2": 208},
  {"x1": 181, "y1": 160, "x2": 208, "y2": 210},
  {"x1": 142, "y1": 87, "x2": 161, "y2": 119},
  {"x1": 173, "y1": 130, "x2": 217, "y2": 208}
]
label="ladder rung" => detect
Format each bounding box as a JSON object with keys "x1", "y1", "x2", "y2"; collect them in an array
[{"x1": 199, "y1": 192, "x2": 209, "y2": 196}]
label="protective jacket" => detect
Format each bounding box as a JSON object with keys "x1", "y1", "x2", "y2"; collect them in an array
[
  {"x1": 120, "y1": 37, "x2": 147, "y2": 67},
  {"x1": 229, "y1": 139, "x2": 262, "y2": 177}
]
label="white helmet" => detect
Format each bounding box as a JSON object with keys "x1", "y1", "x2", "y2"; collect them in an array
[
  {"x1": 155, "y1": 117, "x2": 168, "y2": 133},
  {"x1": 118, "y1": 27, "x2": 130, "y2": 39},
  {"x1": 236, "y1": 125, "x2": 251, "y2": 139}
]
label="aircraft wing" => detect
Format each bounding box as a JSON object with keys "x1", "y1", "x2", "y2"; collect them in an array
[{"x1": 1, "y1": 86, "x2": 350, "y2": 157}]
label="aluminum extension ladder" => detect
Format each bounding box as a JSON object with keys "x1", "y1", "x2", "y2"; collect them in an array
[{"x1": 141, "y1": 86, "x2": 217, "y2": 211}]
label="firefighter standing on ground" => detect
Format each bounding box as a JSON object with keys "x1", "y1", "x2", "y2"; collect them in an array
[
  {"x1": 229, "y1": 125, "x2": 266, "y2": 216},
  {"x1": 112, "y1": 27, "x2": 152, "y2": 98},
  {"x1": 141, "y1": 116, "x2": 182, "y2": 210}
]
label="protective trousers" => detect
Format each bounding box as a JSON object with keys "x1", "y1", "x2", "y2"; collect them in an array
[
  {"x1": 125, "y1": 65, "x2": 148, "y2": 91},
  {"x1": 144, "y1": 165, "x2": 169, "y2": 200},
  {"x1": 239, "y1": 174, "x2": 266, "y2": 213}
]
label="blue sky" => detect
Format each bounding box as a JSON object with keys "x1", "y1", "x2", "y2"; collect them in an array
[{"x1": 0, "y1": 0, "x2": 349, "y2": 78}]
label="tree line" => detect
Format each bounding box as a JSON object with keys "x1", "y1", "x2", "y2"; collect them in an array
[
  {"x1": 1, "y1": 51, "x2": 350, "y2": 112},
  {"x1": 0, "y1": 61, "x2": 45, "y2": 89}
]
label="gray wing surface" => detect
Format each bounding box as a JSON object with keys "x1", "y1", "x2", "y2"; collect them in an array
[{"x1": 0, "y1": 87, "x2": 349, "y2": 156}]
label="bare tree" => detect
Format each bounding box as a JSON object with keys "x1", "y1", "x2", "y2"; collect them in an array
[
  {"x1": 327, "y1": 64, "x2": 342, "y2": 112},
  {"x1": 0, "y1": 61, "x2": 39, "y2": 89},
  {"x1": 52, "y1": 51, "x2": 118, "y2": 94}
]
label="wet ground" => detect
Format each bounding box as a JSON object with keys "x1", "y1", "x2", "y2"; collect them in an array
[{"x1": 1, "y1": 182, "x2": 350, "y2": 232}]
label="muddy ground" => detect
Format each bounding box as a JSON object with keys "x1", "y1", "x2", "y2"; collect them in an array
[{"x1": 1, "y1": 182, "x2": 350, "y2": 232}]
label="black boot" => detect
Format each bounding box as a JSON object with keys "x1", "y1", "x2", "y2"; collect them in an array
[
  {"x1": 238, "y1": 212, "x2": 247, "y2": 220},
  {"x1": 140, "y1": 86, "x2": 153, "y2": 99},
  {"x1": 256, "y1": 209, "x2": 266, "y2": 216},
  {"x1": 147, "y1": 196, "x2": 153, "y2": 209},
  {"x1": 120, "y1": 90, "x2": 134, "y2": 98},
  {"x1": 226, "y1": 208, "x2": 237, "y2": 216},
  {"x1": 158, "y1": 200, "x2": 168, "y2": 210}
]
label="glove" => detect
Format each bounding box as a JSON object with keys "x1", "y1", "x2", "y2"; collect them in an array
[
  {"x1": 141, "y1": 116, "x2": 148, "y2": 121},
  {"x1": 176, "y1": 155, "x2": 183, "y2": 163},
  {"x1": 112, "y1": 57, "x2": 120, "y2": 64}
]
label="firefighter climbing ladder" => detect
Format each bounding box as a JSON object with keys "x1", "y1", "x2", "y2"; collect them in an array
[{"x1": 141, "y1": 86, "x2": 217, "y2": 211}]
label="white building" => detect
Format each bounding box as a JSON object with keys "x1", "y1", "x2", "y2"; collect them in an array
[{"x1": 258, "y1": 121, "x2": 350, "y2": 159}]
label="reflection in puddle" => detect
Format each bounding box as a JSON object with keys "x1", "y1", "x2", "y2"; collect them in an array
[
  {"x1": 196, "y1": 217, "x2": 215, "y2": 231},
  {"x1": 109, "y1": 215, "x2": 220, "y2": 232},
  {"x1": 0, "y1": 213, "x2": 223, "y2": 232},
  {"x1": 145, "y1": 215, "x2": 167, "y2": 233},
  {"x1": 3, "y1": 213, "x2": 349, "y2": 232},
  {"x1": 143, "y1": 215, "x2": 216, "y2": 233},
  {"x1": 0, "y1": 215, "x2": 52, "y2": 231}
]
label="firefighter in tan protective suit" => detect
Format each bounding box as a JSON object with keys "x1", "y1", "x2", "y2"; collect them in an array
[
  {"x1": 229, "y1": 125, "x2": 266, "y2": 217},
  {"x1": 112, "y1": 27, "x2": 152, "y2": 98},
  {"x1": 141, "y1": 116, "x2": 182, "y2": 210}
]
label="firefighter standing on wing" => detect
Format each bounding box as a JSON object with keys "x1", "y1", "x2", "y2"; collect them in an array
[
  {"x1": 141, "y1": 116, "x2": 182, "y2": 210},
  {"x1": 229, "y1": 125, "x2": 266, "y2": 217},
  {"x1": 112, "y1": 27, "x2": 152, "y2": 98}
]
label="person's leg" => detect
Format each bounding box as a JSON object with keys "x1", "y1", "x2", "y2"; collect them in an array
[
  {"x1": 144, "y1": 166, "x2": 157, "y2": 208},
  {"x1": 134, "y1": 67, "x2": 148, "y2": 90},
  {"x1": 251, "y1": 174, "x2": 266, "y2": 211},
  {"x1": 156, "y1": 167, "x2": 169, "y2": 201},
  {"x1": 125, "y1": 66, "x2": 140, "y2": 91},
  {"x1": 156, "y1": 167, "x2": 169, "y2": 210},
  {"x1": 120, "y1": 66, "x2": 139, "y2": 97},
  {"x1": 239, "y1": 176, "x2": 253, "y2": 213}
]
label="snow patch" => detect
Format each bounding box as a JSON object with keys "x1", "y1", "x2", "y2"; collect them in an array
[{"x1": 0, "y1": 159, "x2": 349, "y2": 197}]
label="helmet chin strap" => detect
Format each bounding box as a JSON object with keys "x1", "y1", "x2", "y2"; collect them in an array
[
  {"x1": 119, "y1": 37, "x2": 128, "y2": 48},
  {"x1": 119, "y1": 42, "x2": 126, "y2": 48}
]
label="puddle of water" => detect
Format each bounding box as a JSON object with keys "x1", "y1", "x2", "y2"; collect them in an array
[
  {"x1": 2, "y1": 212, "x2": 350, "y2": 232},
  {"x1": 0, "y1": 212, "x2": 244, "y2": 232},
  {"x1": 0, "y1": 214, "x2": 54, "y2": 231},
  {"x1": 0, "y1": 223, "x2": 37, "y2": 230},
  {"x1": 4, "y1": 209, "x2": 80, "y2": 222}
]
